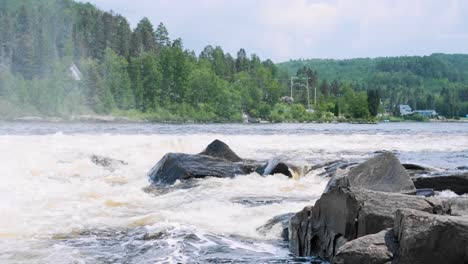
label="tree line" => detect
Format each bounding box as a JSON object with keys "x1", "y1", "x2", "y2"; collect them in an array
[
  {"x1": 0, "y1": 0, "x2": 466, "y2": 121},
  {"x1": 280, "y1": 54, "x2": 468, "y2": 118},
  {"x1": 0, "y1": 0, "x2": 288, "y2": 121}
]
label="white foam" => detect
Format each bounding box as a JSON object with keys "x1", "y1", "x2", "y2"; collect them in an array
[{"x1": 0, "y1": 132, "x2": 467, "y2": 262}]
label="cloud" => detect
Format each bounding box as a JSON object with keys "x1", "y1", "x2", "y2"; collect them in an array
[{"x1": 83, "y1": 0, "x2": 468, "y2": 61}]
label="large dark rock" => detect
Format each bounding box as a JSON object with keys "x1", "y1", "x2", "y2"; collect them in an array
[
  {"x1": 199, "y1": 139, "x2": 242, "y2": 162},
  {"x1": 333, "y1": 229, "x2": 398, "y2": 264},
  {"x1": 256, "y1": 213, "x2": 294, "y2": 241},
  {"x1": 326, "y1": 152, "x2": 416, "y2": 194},
  {"x1": 148, "y1": 140, "x2": 300, "y2": 185},
  {"x1": 394, "y1": 209, "x2": 468, "y2": 264},
  {"x1": 412, "y1": 173, "x2": 468, "y2": 195},
  {"x1": 148, "y1": 153, "x2": 253, "y2": 185},
  {"x1": 288, "y1": 187, "x2": 449, "y2": 260}
]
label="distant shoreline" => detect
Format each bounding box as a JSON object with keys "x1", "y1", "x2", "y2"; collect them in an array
[{"x1": 1, "y1": 115, "x2": 467, "y2": 124}]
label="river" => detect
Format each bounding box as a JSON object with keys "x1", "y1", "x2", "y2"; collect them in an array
[{"x1": 0, "y1": 122, "x2": 467, "y2": 263}]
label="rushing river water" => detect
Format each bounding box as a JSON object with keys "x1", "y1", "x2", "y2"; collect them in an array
[{"x1": 0, "y1": 122, "x2": 467, "y2": 263}]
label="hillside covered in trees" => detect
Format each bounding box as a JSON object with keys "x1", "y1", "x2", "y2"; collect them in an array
[
  {"x1": 1, "y1": 0, "x2": 466, "y2": 122},
  {"x1": 279, "y1": 54, "x2": 468, "y2": 118},
  {"x1": 0, "y1": 0, "x2": 289, "y2": 121}
]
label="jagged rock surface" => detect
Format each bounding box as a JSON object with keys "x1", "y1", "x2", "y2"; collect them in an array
[
  {"x1": 394, "y1": 209, "x2": 468, "y2": 264},
  {"x1": 288, "y1": 187, "x2": 449, "y2": 260}
]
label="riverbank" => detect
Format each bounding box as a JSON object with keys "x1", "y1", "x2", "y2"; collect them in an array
[{"x1": 3, "y1": 114, "x2": 467, "y2": 124}]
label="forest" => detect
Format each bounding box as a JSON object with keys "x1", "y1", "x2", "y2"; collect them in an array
[
  {"x1": 279, "y1": 54, "x2": 468, "y2": 119},
  {"x1": 0, "y1": 0, "x2": 467, "y2": 122}
]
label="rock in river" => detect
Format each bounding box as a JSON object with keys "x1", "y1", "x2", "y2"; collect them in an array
[
  {"x1": 148, "y1": 140, "x2": 297, "y2": 185},
  {"x1": 199, "y1": 139, "x2": 242, "y2": 162},
  {"x1": 325, "y1": 152, "x2": 416, "y2": 194},
  {"x1": 148, "y1": 153, "x2": 254, "y2": 185},
  {"x1": 412, "y1": 172, "x2": 468, "y2": 195},
  {"x1": 288, "y1": 187, "x2": 449, "y2": 260}
]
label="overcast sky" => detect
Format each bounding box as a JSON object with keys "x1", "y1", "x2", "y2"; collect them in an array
[{"x1": 83, "y1": 0, "x2": 468, "y2": 62}]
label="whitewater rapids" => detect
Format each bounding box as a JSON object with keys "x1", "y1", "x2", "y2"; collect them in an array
[{"x1": 0, "y1": 122, "x2": 467, "y2": 263}]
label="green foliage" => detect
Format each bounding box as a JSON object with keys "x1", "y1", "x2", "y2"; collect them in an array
[
  {"x1": 0, "y1": 0, "x2": 286, "y2": 121},
  {"x1": 279, "y1": 54, "x2": 468, "y2": 118}
]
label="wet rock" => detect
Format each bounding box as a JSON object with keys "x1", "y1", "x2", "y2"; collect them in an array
[
  {"x1": 325, "y1": 152, "x2": 416, "y2": 194},
  {"x1": 91, "y1": 154, "x2": 128, "y2": 171},
  {"x1": 310, "y1": 160, "x2": 358, "y2": 178},
  {"x1": 402, "y1": 163, "x2": 433, "y2": 177},
  {"x1": 148, "y1": 153, "x2": 252, "y2": 185},
  {"x1": 255, "y1": 158, "x2": 298, "y2": 178},
  {"x1": 412, "y1": 173, "x2": 468, "y2": 195},
  {"x1": 402, "y1": 163, "x2": 429, "y2": 171},
  {"x1": 288, "y1": 187, "x2": 450, "y2": 260},
  {"x1": 415, "y1": 188, "x2": 435, "y2": 197},
  {"x1": 333, "y1": 229, "x2": 398, "y2": 264},
  {"x1": 394, "y1": 209, "x2": 468, "y2": 264},
  {"x1": 256, "y1": 213, "x2": 294, "y2": 241},
  {"x1": 148, "y1": 140, "x2": 297, "y2": 185},
  {"x1": 199, "y1": 139, "x2": 242, "y2": 162}
]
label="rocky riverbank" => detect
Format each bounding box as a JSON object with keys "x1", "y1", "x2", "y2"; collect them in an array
[
  {"x1": 288, "y1": 152, "x2": 468, "y2": 264},
  {"x1": 148, "y1": 140, "x2": 468, "y2": 263}
]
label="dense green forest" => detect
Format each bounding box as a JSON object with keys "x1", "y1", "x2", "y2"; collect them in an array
[
  {"x1": 279, "y1": 54, "x2": 468, "y2": 118},
  {"x1": 0, "y1": 0, "x2": 290, "y2": 122},
  {"x1": 0, "y1": 0, "x2": 466, "y2": 122}
]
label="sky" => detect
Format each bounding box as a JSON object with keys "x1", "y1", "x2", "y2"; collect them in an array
[{"x1": 83, "y1": 0, "x2": 468, "y2": 62}]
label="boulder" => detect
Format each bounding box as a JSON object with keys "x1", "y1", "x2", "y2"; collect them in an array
[
  {"x1": 394, "y1": 209, "x2": 468, "y2": 264},
  {"x1": 256, "y1": 213, "x2": 294, "y2": 241},
  {"x1": 199, "y1": 139, "x2": 242, "y2": 162},
  {"x1": 325, "y1": 152, "x2": 416, "y2": 194},
  {"x1": 412, "y1": 173, "x2": 468, "y2": 195},
  {"x1": 333, "y1": 229, "x2": 398, "y2": 264},
  {"x1": 255, "y1": 158, "x2": 298, "y2": 178},
  {"x1": 148, "y1": 140, "x2": 301, "y2": 185},
  {"x1": 288, "y1": 187, "x2": 450, "y2": 260},
  {"x1": 148, "y1": 153, "x2": 253, "y2": 185}
]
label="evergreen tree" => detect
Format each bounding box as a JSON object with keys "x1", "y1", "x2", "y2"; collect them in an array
[
  {"x1": 155, "y1": 22, "x2": 170, "y2": 47},
  {"x1": 367, "y1": 89, "x2": 380, "y2": 117}
]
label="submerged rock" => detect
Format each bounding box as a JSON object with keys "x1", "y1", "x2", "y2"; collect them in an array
[
  {"x1": 394, "y1": 209, "x2": 468, "y2": 264},
  {"x1": 91, "y1": 154, "x2": 128, "y2": 171},
  {"x1": 256, "y1": 213, "x2": 294, "y2": 241},
  {"x1": 288, "y1": 187, "x2": 449, "y2": 260},
  {"x1": 412, "y1": 173, "x2": 468, "y2": 195},
  {"x1": 325, "y1": 152, "x2": 416, "y2": 194},
  {"x1": 333, "y1": 229, "x2": 398, "y2": 264}
]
